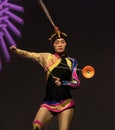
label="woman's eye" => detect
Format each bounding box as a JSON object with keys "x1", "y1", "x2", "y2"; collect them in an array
[
  {"x1": 62, "y1": 41, "x2": 65, "y2": 43},
  {"x1": 55, "y1": 42, "x2": 58, "y2": 44}
]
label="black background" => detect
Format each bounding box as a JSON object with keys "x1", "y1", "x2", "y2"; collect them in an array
[{"x1": 0, "y1": 0, "x2": 115, "y2": 130}]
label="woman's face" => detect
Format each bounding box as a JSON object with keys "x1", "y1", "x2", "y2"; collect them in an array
[{"x1": 53, "y1": 38, "x2": 67, "y2": 54}]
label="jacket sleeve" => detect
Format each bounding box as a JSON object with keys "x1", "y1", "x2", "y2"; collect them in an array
[
  {"x1": 12, "y1": 48, "x2": 50, "y2": 67},
  {"x1": 61, "y1": 58, "x2": 80, "y2": 89}
]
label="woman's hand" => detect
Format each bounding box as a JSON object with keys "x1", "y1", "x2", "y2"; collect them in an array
[
  {"x1": 9, "y1": 46, "x2": 17, "y2": 51},
  {"x1": 53, "y1": 76, "x2": 61, "y2": 87}
]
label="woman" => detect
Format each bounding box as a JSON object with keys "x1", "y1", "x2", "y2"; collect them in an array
[{"x1": 10, "y1": 28, "x2": 80, "y2": 130}]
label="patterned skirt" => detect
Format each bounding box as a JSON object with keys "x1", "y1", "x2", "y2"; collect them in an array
[{"x1": 40, "y1": 98, "x2": 75, "y2": 113}]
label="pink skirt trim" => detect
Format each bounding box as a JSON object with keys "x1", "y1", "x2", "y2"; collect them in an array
[
  {"x1": 33, "y1": 120, "x2": 42, "y2": 127},
  {"x1": 40, "y1": 99, "x2": 74, "y2": 112}
]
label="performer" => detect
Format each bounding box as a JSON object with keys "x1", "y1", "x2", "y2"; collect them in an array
[{"x1": 10, "y1": 28, "x2": 80, "y2": 130}]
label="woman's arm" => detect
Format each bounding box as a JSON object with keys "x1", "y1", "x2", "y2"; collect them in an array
[
  {"x1": 61, "y1": 58, "x2": 80, "y2": 89},
  {"x1": 10, "y1": 46, "x2": 41, "y2": 60},
  {"x1": 9, "y1": 46, "x2": 50, "y2": 67},
  {"x1": 62, "y1": 67, "x2": 80, "y2": 89}
]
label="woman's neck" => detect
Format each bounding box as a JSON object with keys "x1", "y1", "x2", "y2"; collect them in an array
[{"x1": 55, "y1": 52, "x2": 67, "y2": 58}]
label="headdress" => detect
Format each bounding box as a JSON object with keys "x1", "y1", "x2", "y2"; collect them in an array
[
  {"x1": 49, "y1": 26, "x2": 68, "y2": 44},
  {"x1": 38, "y1": 1, "x2": 68, "y2": 43}
]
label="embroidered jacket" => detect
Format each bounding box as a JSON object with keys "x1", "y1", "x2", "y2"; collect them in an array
[{"x1": 13, "y1": 48, "x2": 80, "y2": 88}]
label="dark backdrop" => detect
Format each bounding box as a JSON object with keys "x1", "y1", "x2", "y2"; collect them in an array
[{"x1": 0, "y1": 0, "x2": 115, "y2": 130}]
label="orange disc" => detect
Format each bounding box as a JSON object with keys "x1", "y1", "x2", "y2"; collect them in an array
[{"x1": 82, "y1": 65, "x2": 95, "y2": 79}]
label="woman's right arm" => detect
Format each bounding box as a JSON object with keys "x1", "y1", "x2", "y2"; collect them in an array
[
  {"x1": 9, "y1": 46, "x2": 50, "y2": 67},
  {"x1": 10, "y1": 46, "x2": 40, "y2": 60}
]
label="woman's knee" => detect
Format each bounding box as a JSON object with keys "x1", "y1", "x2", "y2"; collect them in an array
[
  {"x1": 33, "y1": 124, "x2": 41, "y2": 130},
  {"x1": 33, "y1": 120, "x2": 42, "y2": 130}
]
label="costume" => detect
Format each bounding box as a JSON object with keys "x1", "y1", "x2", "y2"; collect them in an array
[{"x1": 13, "y1": 49, "x2": 80, "y2": 110}]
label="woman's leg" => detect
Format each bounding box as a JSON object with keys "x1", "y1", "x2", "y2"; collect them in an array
[
  {"x1": 33, "y1": 107, "x2": 54, "y2": 130},
  {"x1": 58, "y1": 108, "x2": 74, "y2": 130}
]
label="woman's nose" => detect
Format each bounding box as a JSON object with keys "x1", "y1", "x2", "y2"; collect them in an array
[{"x1": 58, "y1": 42, "x2": 62, "y2": 46}]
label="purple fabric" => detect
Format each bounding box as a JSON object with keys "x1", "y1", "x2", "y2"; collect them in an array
[
  {"x1": 6, "y1": 11, "x2": 24, "y2": 25},
  {"x1": 0, "y1": 57, "x2": 2, "y2": 71},
  {"x1": 6, "y1": 19, "x2": 22, "y2": 37},
  {"x1": 2, "y1": 28, "x2": 16, "y2": 46},
  {"x1": 0, "y1": 0, "x2": 24, "y2": 71},
  {"x1": 0, "y1": 36, "x2": 10, "y2": 62},
  {"x1": 6, "y1": 3, "x2": 24, "y2": 12}
]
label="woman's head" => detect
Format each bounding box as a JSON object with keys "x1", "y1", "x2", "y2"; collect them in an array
[
  {"x1": 53, "y1": 38, "x2": 67, "y2": 54},
  {"x1": 49, "y1": 28, "x2": 68, "y2": 54}
]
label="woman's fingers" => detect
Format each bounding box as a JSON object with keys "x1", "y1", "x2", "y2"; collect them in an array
[
  {"x1": 9, "y1": 46, "x2": 17, "y2": 51},
  {"x1": 53, "y1": 76, "x2": 60, "y2": 80},
  {"x1": 53, "y1": 76, "x2": 61, "y2": 86}
]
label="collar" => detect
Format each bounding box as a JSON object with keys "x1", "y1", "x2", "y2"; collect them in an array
[{"x1": 54, "y1": 53, "x2": 67, "y2": 58}]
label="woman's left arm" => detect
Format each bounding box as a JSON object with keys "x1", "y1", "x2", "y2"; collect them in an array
[
  {"x1": 61, "y1": 58, "x2": 80, "y2": 89},
  {"x1": 61, "y1": 67, "x2": 80, "y2": 89}
]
